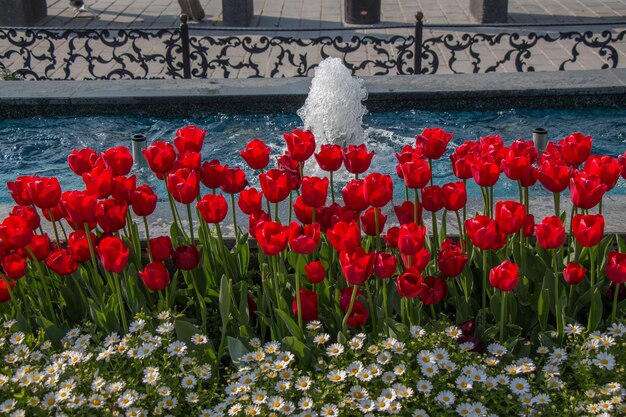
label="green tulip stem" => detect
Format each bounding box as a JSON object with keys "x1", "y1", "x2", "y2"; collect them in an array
[
  {"x1": 83, "y1": 222, "x2": 100, "y2": 277},
  {"x1": 568, "y1": 206, "x2": 577, "y2": 263},
  {"x1": 463, "y1": 179, "x2": 468, "y2": 225},
  {"x1": 330, "y1": 171, "x2": 336, "y2": 204},
  {"x1": 341, "y1": 284, "x2": 359, "y2": 334},
  {"x1": 109, "y1": 271, "x2": 127, "y2": 333},
  {"x1": 455, "y1": 210, "x2": 464, "y2": 243},
  {"x1": 481, "y1": 187, "x2": 489, "y2": 217},
  {"x1": 500, "y1": 290, "x2": 507, "y2": 340},
  {"x1": 611, "y1": 282, "x2": 621, "y2": 324},
  {"x1": 186, "y1": 204, "x2": 195, "y2": 243},
  {"x1": 163, "y1": 179, "x2": 186, "y2": 240},
  {"x1": 489, "y1": 186, "x2": 494, "y2": 220},
  {"x1": 288, "y1": 191, "x2": 293, "y2": 224},
  {"x1": 517, "y1": 180, "x2": 523, "y2": 205},
  {"x1": 430, "y1": 304, "x2": 437, "y2": 321},
  {"x1": 482, "y1": 249, "x2": 488, "y2": 331},
  {"x1": 364, "y1": 280, "x2": 377, "y2": 331},
  {"x1": 374, "y1": 208, "x2": 381, "y2": 251},
  {"x1": 554, "y1": 192, "x2": 561, "y2": 217},
  {"x1": 143, "y1": 216, "x2": 153, "y2": 262},
  {"x1": 230, "y1": 193, "x2": 239, "y2": 241},
  {"x1": 599, "y1": 199, "x2": 603, "y2": 215},
  {"x1": 431, "y1": 210, "x2": 439, "y2": 264},
  {"x1": 274, "y1": 202, "x2": 279, "y2": 225},
  {"x1": 413, "y1": 188, "x2": 420, "y2": 225},
  {"x1": 567, "y1": 284, "x2": 575, "y2": 315},
  {"x1": 428, "y1": 159, "x2": 434, "y2": 187},
  {"x1": 312, "y1": 207, "x2": 316, "y2": 225},
  {"x1": 189, "y1": 269, "x2": 207, "y2": 332},
  {"x1": 295, "y1": 255, "x2": 303, "y2": 333},
  {"x1": 588, "y1": 249, "x2": 597, "y2": 330},
  {"x1": 47, "y1": 209, "x2": 61, "y2": 246},
  {"x1": 405, "y1": 185, "x2": 410, "y2": 202},
  {"x1": 24, "y1": 247, "x2": 56, "y2": 323},
  {"x1": 552, "y1": 250, "x2": 563, "y2": 341}
]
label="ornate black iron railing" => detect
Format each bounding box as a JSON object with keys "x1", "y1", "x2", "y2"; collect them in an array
[{"x1": 1, "y1": 14, "x2": 625, "y2": 80}]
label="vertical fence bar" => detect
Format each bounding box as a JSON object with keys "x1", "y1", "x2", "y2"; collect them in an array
[
  {"x1": 180, "y1": 14, "x2": 192, "y2": 79},
  {"x1": 414, "y1": 11, "x2": 424, "y2": 75}
]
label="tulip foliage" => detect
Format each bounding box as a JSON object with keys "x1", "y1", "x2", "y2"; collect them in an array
[{"x1": 0, "y1": 125, "x2": 625, "y2": 363}]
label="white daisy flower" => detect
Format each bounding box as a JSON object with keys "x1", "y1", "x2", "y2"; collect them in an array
[
  {"x1": 156, "y1": 322, "x2": 175, "y2": 335},
  {"x1": 191, "y1": 334, "x2": 208, "y2": 345},
  {"x1": 0, "y1": 399, "x2": 17, "y2": 413},
  {"x1": 319, "y1": 404, "x2": 339, "y2": 416},
  {"x1": 251, "y1": 389, "x2": 267, "y2": 404},
  {"x1": 168, "y1": 341, "x2": 187, "y2": 357},
  {"x1": 128, "y1": 319, "x2": 145, "y2": 333},
  {"x1": 327, "y1": 370, "x2": 346, "y2": 383},
  {"x1": 444, "y1": 326, "x2": 462, "y2": 339},
  {"x1": 436, "y1": 390, "x2": 455, "y2": 406},
  {"x1": 607, "y1": 323, "x2": 626, "y2": 338},
  {"x1": 455, "y1": 402, "x2": 472, "y2": 416},
  {"x1": 306, "y1": 321, "x2": 322, "y2": 331},
  {"x1": 350, "y1": 385, "x2": 369, "y2": 401},
  {"x1": 487, "y1": 343, "x2": 507, "y2": 357},
  {"x1": 416, "y1": 379, "x2": 433, "y2": 394},
  {"x1": 313, "y1": 334, "x2": 330, "y2": 345},
  {"x1": 410, "y1": 326, "x2": 426, "y2": 338},
  {"x1": 295, "y1": 376, "x2": 312, "y2": 391},
  {"x1": 593, "y1": 352, "x2": 615, "y2": 370},
  {"x1": 412, "y1": 409, "x2": 429, "y2": 417},
  {"x1": 510, "y1": 377, "x2": 530, "y2": 395},
  {"x1": 326, "y1": 343, "x2": 344, "y2": 357},
  {"x1": 298, "y1": 396, "x2": 314, "y2": 410},
  {"x1": 565, "y1": 323, "x2": 584, "y2": 336}
]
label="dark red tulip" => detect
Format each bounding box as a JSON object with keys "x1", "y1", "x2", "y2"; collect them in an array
[
  {"x1": 326, "y1": 221, "x2": 361, "y2": 253},
  {"x1": 167, "y1": 168, "x2": 199, "y2": 204},
  {"x1": 318, "y1": 203, "x2": 359, "y2": 232},
  {"x1": 342, "y1": 179, "x2": 368, "y2": 212},
  {"x1": 360, "y1": 207, "x2": 386, "y2": 236},
  {"x1": 293, "y1": 196, "x2": 313, "y2": 225},
  {"x1": 606, "y1": 251, "x2": 626, "y2": 284},
  {"x1": 340, "y1": 248, "x2": 375, "y2": 285},
  {"x1": 220, "y1": 165, "x2": 248, "y2": 194},
  {"x1": 495, "y1": 200, "x2": 525, "y2": 235},
  {"x1": 522, "y1": 214, "x2": 535, "y2": 238},
  {"x1": 471, "y1": 155, "x2": 500, "y2": 187},
  {"x1": 305, "y1": 260, "x2": 325, "y2": 284},
  {"x1": 174, "y1": 125, "x2": 205, "y2": 154},
  {"x1": 400, "y1": 159, "x2": 431, "y2": 189},
  {"x1": 130, "y1": 184, "x2": 157, "y2": 217},
  {"x1": 314, "y1": 144, "x2": 343, "y2": 172},
  {"x1": 27, "y1": 176, "x2": 62, "y2": 210},
  {"x1": 248, "y1": 210, "x2": 271, "y2": 238},
  {"x1": 537, "y1": 156, "x2": 570, "y2": 193},
  {"x1": 563, "y1": 262, "x2": 585, "y2": 285},
  {"x1": 102, "y1": 146, "x2": 133, "y2": 176},
  {"x1": 535, "y1": 216, "x2": 565, "y2": 250},
  {"x1": 402, "y1": 247, "x2": 431, "y2": 271},
  {"x1": 2, "y1": 254, "x2": 26, "y2": 280},
  {"x1": 572, "y1": 214, "x2": 604, "y2": 248},
  {"x1": 346, "y1": 300, "x2": 369, "y2": 327},
  {"x1": 421, "y1": 185, "x2": 443, "y2": 212},
  {"x1": 23, "y1": 234, "x2": 50, "y2": 261},
  {"x1": 96, "y1": 199, "x2": 128, "y2": 234},
  {"x1": 397, "y1": 223, "x2": 426, "y2": 256},
  {"x1": 97, "y1": 236, "x2": 129, "y2": 274},
  {"x1": 559, "y1": 132, "x2": 592, "y2": 167},
  {"x1": 417, "y1": 275, "x2": 448, "y2": 305},
  {"x1": 519, "y1": 166, "x2": 538, "y2": 188},
  {"x1": 68, "y1": 148, "x2": 97, "y2": 176},
  {"x1": 363, "y1": 173, "x2": 393, "y2": 208},
  {"x1": 45, "y1": 249, "x2": 78, "y2": 276},
  {"x1": 200, "y1": 159, "x2": 224, "y2": 190},
  {"x1": 0, "y1": 216, "x2": 33, "y2": 250},
  {"x1": 339, "y1": 287, "x2": 363, "y2": 311},
  {"x1": 437, "y1": 238, "x2": 467, "y2": 277},
  {"x1": 288, "y1": 222, "x2": 320, "y2": 255},
  {"x1": 569, "y1": 171, "x2": 607, "y2": 210},
  {"x1": 460, "y1": 319, "x2": 476, "y2": 336},
  {"x1": 374, "y1": 251, "x2": 397, "y2": 279},
  {"x1": 450, "y1": 141, "x2": 477, "y2": 180},
  {"x1": 7, "y1": 175, "x2": 33, "y2": 206},
  {"x1": 149, "y1": 236, "x2": 173, "y2": 262},
  {"x1": 465, "y1": 215, "x2": 503, "y2": 251},
  {"x1": 384, "y1": 226, "x2": 400, "y2": 248},
  {"x1": 284, "y1": 129, "x2": 315, "y2": 162},
  {"x1": 618, "y1": 151, "x2": 626, "y2": 180},
  {"x1": 606, "y1": 282, "x2": 626, "y2": 303},
  {"x1": 197, "y1": 194, "x2": 228, "y2": 224},
  {"x1": 238, "y1": 188, "x2": 263, "y2": 215},
  {"x1": 139, "y1": 262, "x2": 171, "y2": 291},
  {"x1": 256, "y1": 221, "x2": 289, "y2": 256},
  {"x1": 68, "y1": 230, "x2": 95, "y2": 263},
  {"x1": 276, "y1": 152, "x2": 301, "y2": 190},
  {"x1": 343, "y1": 144, "x2": 374, "y2": 175},
  {"x1": 489, "y1": 260, "x2": 519, "y2": 292},
  {"x1": 112, "y1": 175, "x2": 137, "y2": 203},
  {"x1": 259, "y1": 169, "x2": 290, "y2": 203},
  {"x1": 61, "y1": 190, "x2": 97, "y2": 227},
  {"x1": 394, "y1": 200, "x2": 422, "y2": 225},
  {"x1": 441, "y1": 181, "x2": 466, "y2": 212},
  {"x1": 293, "y1": 289, "x2": 318, "y2": 321},
  {"x1": 583, "y1": 155, "x2": 621, "y2": 192},
  {"x1": 240, "y1": 138, "x2": 270, "y2": 170},
  {"x1": 143, "y1": 141, "x2": 176, "y2": 175},
  {"x1": 0, "y1": 279, "x2": 15, "y2": 302},
  {"x1": 173, "y1": 151, "x2": 201, "y2": 172},
  {"x1": 11, "y1": 205, "x2": 40, "y2": 231},
  {"x1": 397, "y1": 266, "x2": 422, "y2": 298},
  {"x1": 172, "y1": 244, "x2": 200, "y2": 270},
  {"x1": 415, "y1": 127, "x2": 453, "y2": 160},
  {"x1": 301, "y1": 176, "x2": 328, "y2": 208}
]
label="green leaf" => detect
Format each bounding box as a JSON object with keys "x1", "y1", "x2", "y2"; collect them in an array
[
  {"x1": 219, "y1": 275, "x2": 232, "y2": 329},
  {"x1": 44, "y1": 323, "x2": 70, "y2": 345},
  {"x1": 227, "y1": 336, "x2": 249, "y2": 365},
  {"x1": 587, "y1": 288, "x2": 603, "y2": 331},
  {"x1": 275, "y1": 309, "x2": 303, "y2": 340},
  {"x1": 283, "y1": 336, "x2": 312, "y2": 366}
]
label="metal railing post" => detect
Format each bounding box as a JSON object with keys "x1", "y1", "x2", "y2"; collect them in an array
[
  {"x1": 414, "y1": 11, "x2": 424, "y2": 75},
  {"x1": 180, "y1": 14, "x2": 192, "y2": 79}
]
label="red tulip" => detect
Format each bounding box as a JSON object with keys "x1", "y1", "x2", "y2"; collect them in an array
[
  {"x1": 96, "y1": 199, "x2": 128, "y2": 234},
  {"x1": 68, "y1": 148, "x2": 97, "y2": 176},
  {"x1": 394, "y1": 201, "x2": 422, "y2": 225},
  {"x1": 441, "y1": 181, "x2": 466, "y2": 212},
  {"x1": 471, "y1": 155, "x2": 500, "y2": 187},
  {"x1": 363, "y1": 173, "x2": 393, "y2": 207},
  {"x1": 259, "y1": 169, "x2": 290, "y2": 203},
  {"x1": 301, "y1": 176, "x2": 328, "y2": 208},
  {"x1": 97, "y1": 236, "x2": 129, "y2": 273},
  {"x1": 166, "y1": 168, "x2": 199, "y2": 204},
  {"x1": 495, "y1": 200, "x2": 525, "y2": 235},
  {"x1": 200, "y1": 159, "x2": 224, "y2": 189},
  {"x1": 24, "y1": 234, "x2": 51, "y2": 261},
  {"x1": 314, "y1": 144, "x2": 343, "y2": 172},
  {"x1": 195, "y1": 194, "x2": 227, "y2": 224},
  {"x1": 288, "y1": 222, "x2": 320, "y2": 254},
  {"x1": 326, "y1": 221, "x2": 361, "y2": 253},
  {"x1": 305, "y1": 261, "x2": 325, "y2": 284},
  {"x1": 139, "y1": 262, "x2": 171, "y2": 291},
  {"x1": 61, "y1": 190, "x2": 97, "y2": 227},
  {"x1": 343, "y1": 144, "x2": 374, "y2": 175},
  {"x1": 143, "y1": 141, "x2": 176, "y2": 175},
  {"x1": 374, "y1": 251, "x2": 397, "y2": 279},
  {"x1": 563, "y1": 262, "x2": 585, "y2": 285},
  {"x1": 317, "y1": 203, "x2": 358, "y2": 232},
  {"x1": 248, "y1": 210, "x2": 271, "y2": 237},
  {"x1": 559, "y1": 132, "x2": 592, "y2": 167},
  {"x1": 397, "y1": 223, "x2": 426, "y2": 256},
  {"x1": 340, "y1": 248, "x2": 375, "y2": 285},
  {"x1": 572, "y1": 214, "x2": 604, "y2": 248},
  {"x1": 0, "y1": 216, "x2": 33, "y2": 250},
  {"x1": 489, "y1": 260, "x2": 519, "y2": 292},
  {"x1": 292, "y1": 289, "x2": 318, "y2": 321},
  {"x1": 606, "y1": 251, "x2": 626, "y2": 284},
  {"x1": 465, "y1": 215, "x2": 504, "y2": 251},
  {"x1": 7, "y1": 176, "x2": 34, "y2": 206},
  {"x1": 342, "y1": 179, "x2": 368, "y2": 212},
  {"x1": 360, "y1": 207, "x2": 386, "y2": 236},
  {"x1": 293, "y1": 196, "x2": 313, "y2": 225},
  {"x1": 11, "y1": 205, "x2": 40, "y2": 231},
  {"x1": 83, "y1": 165, "x2": 113, "y2": 199},
  {"x1": 450, "y1": 141, "x2": 477, "y2": 180},
  {"x1": 421, "y1": 185, "x2": 443, "y2": 212},
  {"x1": 618, "y1": 151, "x2": 626, "y2": 180},
  {"x1": 535, "y1": 216, "x2": 565, "y2": 250},
  {"x1": 417, "y1": 275, "x2": 448, "y2": 305},
  {"x1": 0, "y1": 279, "x2": 15, "y2": 302},
  {"x1": 395, "y1": 145, "x2": 423, "y2": 178},
  {"x1": 400, "y1": 159, "x2": 431, "y2": 189},
  {"x1": 537, "y1": 156, "x2": 570, "y2": 193},
  {"x1": 174, "y1": 125, "x2": 205, "y2": 154},
  {"x1": 240, "y1": 138, "x2": 270, "y2": 170},
  {"x1": 346, "y1": 300, "x2": 369, "y2": 327},
  {"x1": 149, "y1": 236, "x2": 173, "y2": 261},
  {"x1": 68, "y1": 230, "x2": 95, "y2": 263},
  {"x1": 384, "y1": 226, "x2": 400, "y2": 248},
  {"x1": 284, "y1": 129, "x2": 315, "y2": 162},
  {"x1": 112, "y1": 175, "x2": 137, "y2": 203},
  {"x1": 130, "y1": 184, "x2": 157, "y2": 217},
  {"x1": 402, "y1": 247, "x2": 431, "y2": 271},
  {"x1": 397, "y1": 266, "x2": 422, "y2": 298},
  {"x1": 173, "y1": 151, "x2": 201, "y2": 172},
  {"x1": 46, "y1": 249, "x2": 78, "y2": 276},
  {"x1": 2, "y1": 254, "x2": 26, "y2": 280},
  {"x1": 606, "y1": 282, "x2": 626, "y2": 303},
  {"x1": 256, "y1": 221, "x2": 289, "y2": 256},
  {"x1": 238, "y1": 188, "x2": 263, "y2": 215},
  {"x1": 437, "y1": 238, "x2": 467, "y2": 277},
  {"x1": 415, "y1": 127, "x2": 453, "y2": 160},
  {"x1": 340, "y1": 287, "x2": 363, "y2": 311},
  {"x1": 27, "y1": 176, "x2": 62, "y2": 210},
  {"x1": 172, "y1": 244, "x2": 200, "y2": 270},
  {"x1": 583, "y1": 155, "x2": 621, "y2": 192},
  {"x1": 569, "y1": 171, "x2": 607, "y2": 210},
  {"x1": 220, "y1": 165, "x2": 248, "y2": 194},
  {"x1": 522, "y1": 214, "x2": 535, "y2": 237},
  {"x1": 501, "y1": 139, "x2": 537, "y2": 181},
  {"x1": 277, "y1": 152, "x2": 301, "y2": 190},
  {"x1": 102, "y1": 146, "x2": 133, "y2": 176}
]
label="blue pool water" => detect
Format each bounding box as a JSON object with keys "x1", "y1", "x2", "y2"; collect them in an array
[{"x1": 1, "y1": 108, "x2": 626, "y2": 205}]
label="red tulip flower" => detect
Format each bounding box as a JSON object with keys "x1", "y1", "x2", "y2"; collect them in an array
[
  {"x1": 24, "y1": 234, "x2": 51, "y2": 262},
  {"x1": 259, "y1": 169, "x2": 290, "y2": 203},
  {"x1": 471, "y1": 155, "x2": 500, "y2": 187},
  {"x1": 288, "y1": 222, "x2": 320, "y2": 254},
  {"x1": 0, "y1": 216, "x2": 33, "y2": 250},
  {"x1": 569, "y1": 171, "x2": 607, "y2": 210},
  {"x1": 359, "y1": 207, "x2": 386, "y2": 236},
  {"x1": 173, "y1": 151, "x2": 201, "y2": 172},
  {"x1": 46, "y1": 249, "x2": 78, "y2": 276},
  {"x1": 2, "y1": 254, "x2": 26, "y2": 280},
  {"x1": 149, "y1": 236, "x2": 173, "y2": 261},
  {"x1": 97, "y1": 236, "x2": 129, "y2": 274},
  {"x1": 465, "y1": 215, "x2": 503, "y2": 251},
  {"x1": 172, "y1": 244, "x2": 200, "y2": 270},
  {"x1": 256, "y1": 221, "x2": 289, "y2": 256},
  {"x1": 438, "y1": 238, "x2": 467, "y2": 277},
  {"x1": 583, "y1": 155, "x2": 621, "y2": 191},
  {"x1": 96, "y1": 199, "x2": 128, "y2": 234},
  {"x1": 606, "y1": 251, "x2": 626, "y2": 284},
  {"x1": 450, "y1": 141, "x2": 477, "y2": 180},
  {"x1": 522, "y1": 214, "x2": 535, "y2": 238},
  {"x1": 131, "y1": 184, "x2": 157, "y2": 217},
  {"x1": 559, "y1": 132, "x2": 592, "y2": 167},
  {"x1": 27, "y1": 176, "x2": 62, "y2": 210},
  {"x1": 397, "y1": 266, "x2": 422, "y2": 298},
  {"x1": 83, "y1": 165, "x2": 113, "y2": 199},
  {"x1": 342, "y1": 179, "x2": 368, "y2": 212},
  {"x1": 240, "y1": 138, "x2": 270, "y2": 170},
  {"x1": 139, "y1": 262, "x2": 171, "y2": 291},
  {"x1": 402, "y1": 247, "x2": 431, "y2": 271},
  {"x1": 537, "y1": 156, "x2": 570, "y2": 193},
  {"x1": 0, "y1": 279, "x2": 15, "y2": 302},
  {"x1": 374, "y1": 251, "x2": 397, "y2": 279},
  {"x1": 11, "y1": 205, "x2": 40, "y2": 231},
  {"x1": 292, "y1": 289, "x2": 318, "y2": 321},
  {"x1": 563, "y1": 262, "x2": 586, "y2": 285},
  {"x1": 293, "y1": 196, "x2": 313, "y2": 224},
  {"x1": 384, "y1": 226, "x2": 400, "y2": 248},
  {"x1": 326, "y1": 220, "x2": 361, "y2": 253},
  {"x1": 535, "y1": 216, "x2": 565, "y2": 250},
  {"x1": 238, "y1": 188, "x2": 263, "y2": 215},
  {"x1": 394, "y1": 201, "x2": 422, "y2": 225},
  {"x1": 7, "y1": 175, "x2": 34, "y2": 206},
  {"x1": 343, "y1": 144, "x2": 374, "y2": 175},
  {"x1": 68, "y1": 230, "x2": 95, "y2": 263},
  {"x1": 395, "y1": 145, "x2": 423, "y2": 178},
  {"x1": 220, "y1": 165, "x2": 248, "y2": 194},
  {"x1": 61, "y1": 190, "x2": 97, "y2": 227},
  {"x1": 248, "y1": 210, "x2": 271, "y2": 237},
  {"x1": 489, "y1": 260, "x2": 519, "y2": 292},
  {"x1": 174, "y1": 125, "x2": 205, "y2": 154},
  {"x1": 400, "y1": 159, "x2": 431, "y2": 189},
  {"x1": 197, "y1": 194, "x2": 229, "y2": 224},
  {"x1": 340, "y1": 248, "x2": 375, "y2": 285},
  {"x1": 572, "y1": 214, "x2": 604, "y2": 247},
  {"x1": 618, "y1": 151, "x2": 626, "y2": 180},
  {"x1": 143, "y1": 141, "x2": 176, "y2": 175},
  {"x1": 363, "y1": 173, "x2": 393, "y2": 207},
  {"x1": 418, "y1": 275, "x2": 448, "y2": 305},
  {"x1": 284, "y1": 129, "x2": 316, "y2": 162},
  {"x1": 441, "y1": 182, "x2": 466, "y2": 212},
  {"x1": 103, "y1": 146, "x2": 133, "y2": 176},
  {"x1": 277, "y1": 152, "x2": 301, "y2": 190},
  {"x1": 421, "y1": 185, "x2": 443, "y2": 212},
  {"x1": 495, "y1": 200, "x2": 525, "y2": 235},
  {"x1": 397, "y1": 222, "x2": 426, "y2": 256},
  {"x1": 68, "y1": 148, "x2": 97, "y2": 176},
  {"x1": 346, "y1": 300, "x2": 369, "y2": 327},
  {"x1": 112, "y1": 175, "x2": 137, "y2": 203},
  {"x1": 301, "y1": 176, "x2": 328, "y2": 208},
  {"x1": 314, "y1": 144, "x2": 343, "y2": 172},
  {"x1": 305, "y1": 260, "x2": 325, "y2": 284},
  {"x1": 166, "y1": 168, "x2": 199, "y2": 204},
  {"x1": 200, "y1": 159, "x2": 224, "y2": 190},
  {"x1": 415, "y1": 127, "x2": 453, "y2": 160}
]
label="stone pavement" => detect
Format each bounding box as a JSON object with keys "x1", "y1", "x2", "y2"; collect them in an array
[{"x1": 1, "y1": 0, "x2": 626, "y2": 78}]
